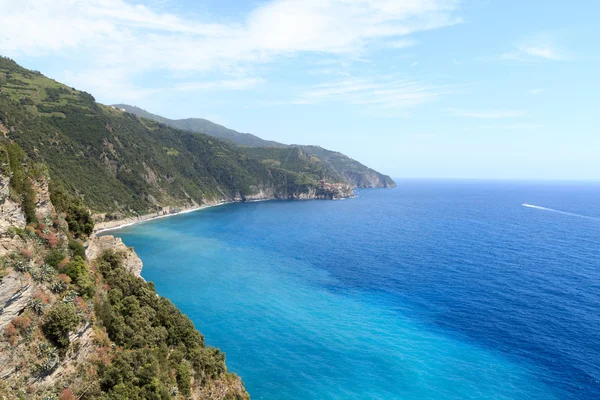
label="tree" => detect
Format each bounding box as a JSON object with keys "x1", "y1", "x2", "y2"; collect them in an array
[{"x1": 43, "y1": 303, "x2": 79, "y2": 348}]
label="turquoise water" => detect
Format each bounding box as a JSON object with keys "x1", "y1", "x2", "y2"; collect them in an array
[{"x1": 110, "y1": 181, "x2": 600, "y2": 399}]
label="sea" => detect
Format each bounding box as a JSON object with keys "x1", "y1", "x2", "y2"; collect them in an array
[{"x1": 108, "y1": 180, "x2": 600, "y2": 399}]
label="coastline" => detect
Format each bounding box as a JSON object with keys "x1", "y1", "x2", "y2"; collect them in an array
[
  {"x1": 93, "y1": 187, "x2": 356, "y2": 235},
  {"x1": 93, "y1": 200, "x2": 232, "y2": 235}
]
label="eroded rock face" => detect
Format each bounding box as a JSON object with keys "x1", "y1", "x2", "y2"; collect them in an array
[
  {"x1": 0, "y1": 173, "x2": 26, "y2": 257},
  {"x1": 32, "y1": 176, "x2": 55, "y2": 220},
  {"x1": 0, "y1": 173, "x2": 26, "y2": 235},
  {"x1": 243, "y1": 181, "x2": 354, "y2": 201},
  {"x1": 0, "y1": 271, "x2": 33, "y2": 333},
  {"x1": 86, "y1": 235, "x2": 143, "y2": 277}
]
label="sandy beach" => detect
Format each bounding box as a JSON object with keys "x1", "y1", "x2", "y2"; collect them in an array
[{"x1": 93, "y1": 200, "x2": 232, "y2": 235}]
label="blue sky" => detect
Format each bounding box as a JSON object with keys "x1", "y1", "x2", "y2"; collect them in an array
[{"x1": 1, "y1": 0, "x2": 598, "y2": 180}]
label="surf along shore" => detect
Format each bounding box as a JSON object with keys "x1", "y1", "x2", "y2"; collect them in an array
[{"x1": 93, "y1": 200, "x2": 232, "y2": 235}]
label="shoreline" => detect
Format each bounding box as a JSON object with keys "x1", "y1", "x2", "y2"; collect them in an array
[
  {"x1": 93, "y1": 190, "x2": 356, "y2": 235},
  {"x1": 93, "y1": 200, "x2": 233, "y2": 235}
]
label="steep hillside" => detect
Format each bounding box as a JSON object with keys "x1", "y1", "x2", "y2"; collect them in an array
[
  {"x1": 0, "y1": 57, "x2": 352, "y2": 218},
  {"x1": 299, "y1": 146, "x2": 396, "y2": 188},
  {"x1": 0, "y1": 141, "x2": 248, "y2": 399},
  {"x1": 113, "y1": 104, "x2": 284, "y2": 148},
  {"x1": 114, "y1": 104, "x2": 396, "y2": 188}
]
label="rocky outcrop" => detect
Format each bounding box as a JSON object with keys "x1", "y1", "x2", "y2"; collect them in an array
[
  {"x1": 0, "y1": 173, "x2": 25, "y2": 234},
  {"x1": 0, "y1": 272, "x2": 33, "y2": 332},
  {"x1": 0, "y1": 172, "x2": 26, "y2": 257},
  {"x1": 343, "y1": 170, "x2": 397, "y2": 188},
  {"x1": 86, "y1": 235, "x2": 143, "y2": 277},
  {"x1": 243, "y1": 180, "x2": 354, "y2": 201},
  {"x1": 32, "y1": 176, "x2": 55, "y2": 219}
]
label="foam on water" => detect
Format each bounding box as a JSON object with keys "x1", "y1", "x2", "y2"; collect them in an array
[{"x1": 522, "y1": 203, "x2": 600, "y2": 221}]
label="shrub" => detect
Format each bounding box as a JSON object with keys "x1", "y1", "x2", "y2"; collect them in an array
[
  {"x1": 46, "y1": 232, "x2": 59, "y2": 248},
  {"x1": 176, "y1": 363, "x2": 191, "y2": 396},
  {"x1": 45, "y1": 250, "x2": 66, "y2": 269},
  {"x1": 68, "y1": 240, "x2": 85, "y2": 259},
  {"x1": 49, "y1": 181, "x2": 94, "y2": 238},
  {"x1": 4, "y1": 323, "x2": 17, "y2": 344},
  {"x1": 5, "y1": 143, "x2": 37, "y2": 224},
  {"x1": 11, "y1": 315, "x2": 32, "y2": 331},
  {"x1": 63, "y1": 257, "x2": 86, "y2": 282},
  {"x1": 42, "y1": 303, "x2": 79, "y2": 348},
  {"x1": 59, "y1": 388, "x2": 76, "y2": 400},
  {"x1": 28, "y1": 298, "x2": 46, "y2": 315}
]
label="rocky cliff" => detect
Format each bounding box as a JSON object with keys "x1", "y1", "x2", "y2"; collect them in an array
[
  {"x1": 0, "y1": 156, "x2": 249, "y2": 399},
  {"x1": 241, "y1": 180, "x2": 354, "y2": 201},
  {"x1": 0, "y1": 173, "x2": 25, "y2": 257}
]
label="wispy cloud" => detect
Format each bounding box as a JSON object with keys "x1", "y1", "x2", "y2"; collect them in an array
[
  {"x1": 293, "y1": 76, "x2": 458, "y2": 114},
  {"x1": 527, "y1": 88, "x2": 544, "y2": 95},
  {"x1": 446, "y1": 108, "x2": 528, "y2": 118},
  {"x1": 63, "y1": 68, "x2": 264, "y2": 101},
  {"x1": 389, "y1": 39, "x2": 418, "y2": 49},
  {"x1": 477, "y1": 123, "x2": 544, "y2": 130},
  {"x1": 0, "y1": 0, "x2": 462, "y2": 101},
  {"x1": 501, "y1": 33, "x2": 570, "y2": 61}
]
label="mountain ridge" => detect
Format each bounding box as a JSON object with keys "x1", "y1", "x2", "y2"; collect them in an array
[
  {"x1": 0, "y1": 56, "x2": 353, "y2": 220},
  {"x1": 113, "y1": 104, "x2": 396, "y2": 189}
]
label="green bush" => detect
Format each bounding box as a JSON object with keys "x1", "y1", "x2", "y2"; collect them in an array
[
  {"x1": 45, "y1": 250, "x2": 65, "y2": 269},
  {"x1": 63, "y1": 256, "x2": 86, "y2": 281},
  {"x1": 176, "y1": 362, "x2": 191, "y2": 396},
  {"x1": 49, "y1": 181, "x2": 94, "y2": 238},
  {"x1": 94, "y1": 250, "x2": 231, "y2": 396},
  {"x1": 4, "y1": 142, "x2": 37, "y2": 223},
  {"x1": 68, "y1": 239, "x2": 86, "y2": 259},
  {"x1": 43, "y1": 303, "x2": 79, "y2": 348},
  {"x1": 63, "y1": 256, "x2": 95, "y2": 298}
]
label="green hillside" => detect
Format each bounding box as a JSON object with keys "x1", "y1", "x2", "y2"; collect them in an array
[
  {"x1": 0, "y1": 57, "x2": 348, "y2": 214},
  {"x1": 113, "y1": 104, "x2": 284, "y2": 148},
  {"x1": 114, "y1": 104, "x2": 396, "y2": 188}
]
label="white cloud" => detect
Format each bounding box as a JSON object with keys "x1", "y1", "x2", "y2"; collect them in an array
[
  {"x1": 294, "y1": 77, "x2": 457, "y2": 113},
  {"x1": 446, "y1": 108, "x2": 528, "y2": 118},
  {"x1": 501, "y1": 33, "x2": 569, "y2": 61},
  {"x1": 64, "y1": 68, "x2": 264, "y2": 102},
  {"x1": 390, "y1": 39, "x2": 418, "y2": 49},
  {"x1": 0, "y1": 0, "x2": 461, "y2": 101}
]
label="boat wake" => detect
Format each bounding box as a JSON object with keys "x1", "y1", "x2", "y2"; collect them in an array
[{"x1": 522, "y1": 203, "x2": 600, "y2": 221}]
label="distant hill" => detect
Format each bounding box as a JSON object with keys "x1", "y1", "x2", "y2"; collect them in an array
[
  {"x1": 113, "y1": 104, "x2": 285, "y2": 148},
  {"x1": 114, "y1": 104, "x2": 396, "y2": 188}
]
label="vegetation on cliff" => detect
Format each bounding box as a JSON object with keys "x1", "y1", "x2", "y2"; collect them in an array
[
  {"x1": 0, "y1": 56, "x2": 353, "y2": 217},
  {"x1": 0, "y1": 140, "x2": 248, "y2": 399},
  {"x1": 113, "y1": 104, "x2": 396, "y2": 189}
]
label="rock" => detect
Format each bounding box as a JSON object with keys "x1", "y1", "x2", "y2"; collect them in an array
[
  {"x1": 86, "y1": 235, "x2": 143, "y2": 277},
  {"x1": 32, "y1": 176, "x2": 55, "y2": 219},
  {"x1": 0, "y1": 271, "x2": 33, "y2": 332},
  {"x1": 0, "y1": 173, "x2": 26, "y2": 236}
]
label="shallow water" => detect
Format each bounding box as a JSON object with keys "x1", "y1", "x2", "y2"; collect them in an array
[{"x1": 112, "y1": 180, "x2": 600, "y2": 399}]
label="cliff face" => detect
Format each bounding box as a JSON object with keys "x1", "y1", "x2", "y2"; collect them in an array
[
  {"x1": 242, "y1": 180, "x2": 354, "y2": 201},
  {"x1": 341, "y1": 169, "x2": 396, "y2": 188},
  {"x1": 86, "y1": 235, "x2": 143, "y2": 277},
  {"x1": 0, "y1": 173, "x2": 25, "y2": 257},
  {"x1": 0, "y1": 156, "x2": 249, "y2": 399}
]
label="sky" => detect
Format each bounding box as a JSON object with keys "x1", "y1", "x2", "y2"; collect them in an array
[{"x1": 0, "y1": 0, "x2": 599, "y2": 180}]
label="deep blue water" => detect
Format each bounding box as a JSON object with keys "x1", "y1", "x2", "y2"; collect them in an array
[{"x1": 110, "y1": 181, "x2": 600, "y2": 399}]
